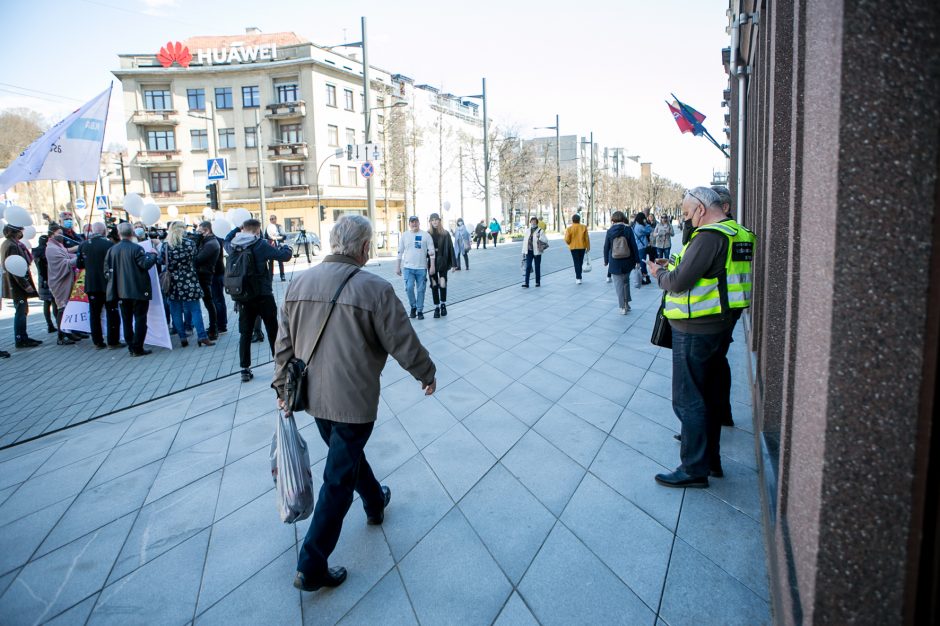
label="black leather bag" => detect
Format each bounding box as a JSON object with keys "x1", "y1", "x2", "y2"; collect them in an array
[
  {"x1": 650, "y1": 294, "x2": 673, "y2": 349},
  {"x1": 282, "y1": 269, "x2": 360, "y2": 413}
]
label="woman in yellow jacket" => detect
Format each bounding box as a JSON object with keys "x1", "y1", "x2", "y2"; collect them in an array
[{"x1": 564, "y1": 214, "x2": 590, "y2": 284}]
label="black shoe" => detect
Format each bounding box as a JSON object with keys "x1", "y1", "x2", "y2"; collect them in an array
[
  {"x1": 440, "y1": 303, "x2": 447, "y2": 317},
  {"x1": 56, "y1": 337, "x2": 76, "y2": 346},
  {"x1": 241, "y1": 369, "x2": 253, "y2": 382},
  {"x1": 293, "y1": 567, "x2": 347, "y2": 592},
  {"x1": 208, "y1": 333, "x2": 218, "y2": 341},
  {"x1": 416, "y1": 311, "x2": 424, "y2": 320},
  {"x1": 721, "y1": 417, "x2": 735, "y2": 427},
  {"x1": 94, "y1": 343, "x2": 107, "y2": 350},
  {"x1": 108, "y1": 343, "x2": 126, "y2": 350},
  {"x1": 655, "y1": 470, "x2": 708, "y2": 489},
  {"x1": 410, "y1": 307, "x2": 417, "y2": 319},
  {"x1": 0, "y1": 350, "x2": 10, "y2": 359},
  {"x1": 180, "y1": 339, "x2": 189, "y2": 347},
  {"x1": 433, "y1": 307, "x2": 441, "y2": 319},
  {"x1": 15, "y1": 340, "x2": 39, "y2": 349},
  {"x1": 129, "y1": 349, "x2": 153, "y2": 357},
  {"x1": 521, "y1": 284, "x2": 529, "y2": 288},
  {"x1": 535, "y1": 283, "x2": 541, "y2": 287},
  {"x1": 710, "y1": 467, "x2": 724, "y2": 478},
  {"x1": 46, "y1": 326, "x2": 57, "y2": 334},
  {"x1": 281, "y1": 276, "x2": 287, "y2": 282},
  {"x1": 673, "y1": 434, "x2": 681, "y2": 442},
  {"x1": 71, "y1": 331, "x2": 89, "y2": 339},
  {"x1": 218, "y1": 328, "x2": 228, "y2": 334},
  {"x1": 251, "y1": 333, "x2": 264, "y2": 343},
  {"x1": 367, "y1": 486, "x2": 391, "y2": 525}
]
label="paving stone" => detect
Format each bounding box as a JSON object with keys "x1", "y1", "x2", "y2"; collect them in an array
[
  {"x1": 557, "y1": 386, "x2": 624, "y2": 433},
  {"x1": 501, "y1": 431, "x2": 585, "y2": 516},
  {"x1": 145, "y1": 430, "x2": 230, "y2": 504},
  {"x1": 0, "y1": 498, "x2": 72, "y2": 576},
  {"x1": 463, "y1": 362, "x2": 515, "y2": 396},
  {"x1": 705, "y1": 455, "x2": 762, "y2": 522},
  {"x1": 365, "y1": 418, "x2": 419, "y2": 482},
  {"x1": 433, "y1": 378, "x2": 488, "y2": 420},
  {"x1": 578, "y1": 366, "x2": 642, "y2": 404},
  {"x1": 378, "y1": 455, "x2": 454, "y2": 561},
  {"x1": 611, "y1": 408, "x2": 680, "y2": 470},
  {"x1": 338, "y1": 568, "x2": 417, "y2": 625},
  {"x1": 0, "y1": 444, "x2": 60, "y2": 490},
  {"x1": 493, "y1": 591, "x2": 540, "y2": 626},
  {"x1": 215, "y1": 445, "x2": 276, "y2": 522},
  {"x1": 519, "y1": 366, "x2": 573, "y2": 402},
  {"x1": 463, "y1": 401, "x2": 528, "y2": 459},
  {"x1": 533, "y1": 404, "x2": 606, "y2": 468},
  {"x1": 88, "y1": 424, "x2": 178, "y2": 488},
  {"x1": 396, "y1": 395, "x2": 458, "y2": 449},
  {"x1": 45, "y1": 592, "x2": 99, "y2": 625},
  {"x1": 0, "y1": 451, "x2": 107, "y2": 527},
  {"x1": 421, "y1": 423, "x2": 496, "y2": 501},
  {"x1": 169, "y1": 403, "x2": 237, "y2": 454},
  {"x1": 226, "y1": 412, "x2": 277, "y2": 465},
  {"x1": 382, "y1": 375, "x2": 429, "y2": 414},
  {"x1": 627, "y1": 388, "x2": 679, "y2": 430}
]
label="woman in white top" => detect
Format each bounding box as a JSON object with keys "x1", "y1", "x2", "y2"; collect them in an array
[{"x1": 521, "y1": 216, "x2": 549, "y2": 288}]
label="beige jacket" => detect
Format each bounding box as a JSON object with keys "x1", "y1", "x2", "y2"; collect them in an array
[{"x1": 273, "y1": 255, "x2": 436, "y2": 424}]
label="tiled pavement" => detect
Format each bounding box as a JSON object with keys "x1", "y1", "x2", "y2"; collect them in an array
[{"x1": 0, "y1": 241, "x2": 770, "y2": 625}]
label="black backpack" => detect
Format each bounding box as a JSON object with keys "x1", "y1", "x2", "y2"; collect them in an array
[{"x1": 224, "y1": 242, "x2": 259, "y2": 302}]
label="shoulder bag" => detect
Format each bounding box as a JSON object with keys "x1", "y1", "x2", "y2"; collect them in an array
[
  {"x1": 159, "y1": 244, "x2": 172, "y2": 294},
  {"x1": 650, "y1": 293, "x2": 673, "y2": 349},
  {"x1": 282, "y1": 268, "x2": 360, "y2": 413}
]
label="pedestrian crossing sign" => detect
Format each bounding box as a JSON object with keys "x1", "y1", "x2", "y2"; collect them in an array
[{"x1": 207, "y1": 157, "x2": 228, "y2": 181}]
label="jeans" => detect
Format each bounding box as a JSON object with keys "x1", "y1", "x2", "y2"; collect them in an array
[
  {"x1": 456, "y1": 251, "x2": 469, "y2": 269},
  {"x1": 197, "y1": 273, "x2": 218, "y2": 334},
  {"x1": 656, "y1": 247, "x2": 671, "y2": 260},
  {"x1": 570, "y1": 249, "x2": 586, "y2": 279},
  {"x1": 119, "y1": 299, "x2": 150, "y2": 354},
  {"x1": 714, "y1": 311, "x2": 742, "y2": 423},
  {"x1": 671, "y1": 327, "x2": 733, "y2": 478},
  {"x1": 169, "y1": 299, "x2": 207, "y2": 340},
  {"x1": 637, "y1": 246, "x2": 650, "y2": 276},
  {"x1": 611, "y1": 273, "x2": 632, "y2": 309},
  {"x1": 524, "y1": 251, "x2": 541, "y2": 286},
  {"x1": 13, "y1": 299, "x2": 29, "y2": 344},
  {"x1": 210, "y1": 274, "x2": 228, "y2": 331},
  {"x1": 87, "y1": 291, "x2": 120, "y2": 346},
  {"x1": 429, "y1": 270, "x2": 448, "y2": 305},
  {"x1": 403, "y1": 268, "x2": 427, "y2": 312},
  {"x1": 238, "y1": 295, "x2": 278, "y2": 368},
  {"x1": 490, "y1": 231, "x2": 499, "y2": 246},
  {"x1": 297, "y1": 418, "x2": 384, "y2": 578}
]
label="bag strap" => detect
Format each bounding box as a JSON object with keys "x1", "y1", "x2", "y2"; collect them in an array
[{"x1": 302, "y1": 267, "x2": 360, "y2": 371}]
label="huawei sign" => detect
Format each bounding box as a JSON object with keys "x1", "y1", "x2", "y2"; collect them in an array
[{"x1": 157, "y1": 41, "x2": 193, "y2": 68}]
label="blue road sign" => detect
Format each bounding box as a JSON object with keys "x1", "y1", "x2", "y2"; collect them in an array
[
  {"x1": 207, "y1": 158, "x2": 228, "y2": 181},
  {"x1": 75, "y1": 198, "x2": 87, "y2": 210},
  {"x1": 95, "y1": 195, "x2": 110, "y2": 211},
  {"x1": 360, "y1": 161, "x2": 374, "y2": 178}
]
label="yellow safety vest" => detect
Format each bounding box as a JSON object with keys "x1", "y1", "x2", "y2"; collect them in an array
[{"x1": 663, "y1": 219, "x2": 755, "y2": 319}]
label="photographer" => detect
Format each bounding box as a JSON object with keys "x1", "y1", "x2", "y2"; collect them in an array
[{"x1": 265, "y1": 214, "x2": 287, "y2": 282}]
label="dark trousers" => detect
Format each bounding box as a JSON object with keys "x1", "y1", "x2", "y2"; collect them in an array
[
  {"x1": 524, "y1": 251, "x2": 542, "y2": 286},
  {"x1": 570, "y1": 249, "x2": 586, "y2": 279},
  {"x1": 210, "y1": 274, "x2": 228, "y2": 331},
  {"x1": 714, "y1": 312, "x2": 742, "y2": 424},
  {"x1": 43, "y1": 300, "x2": 57, "y2": 331},
  {"x1": 457, "y1": 251, "x2": 469, "y2": 269},
  {"x1": 13, "y1": 299, "x2": 29, "y2": 343},
  {"x1": 270, "y1": 259, "x2": 285, "y2": 279},
  {"x1": 475, "y1": 234, "x2": 486, "y2": 249},
  {"x1": 238, "y1": 295, "x2": 278, "y2": 369},
  {"x1": 429, "y1": 270, "x2": 448, "y2": 305},
  {"x1": 490, "y1": 232, "x2": 498, "y2": 246},
  {"x1": 297, "y1": 419, "x2": 384, "y2": 577},
  {"x1": 637, "y1": 246, "x2": 651, "y2": 276},
  {"x1": 87, "y1": 291, "x2": 120, "y2": 346},
  {"x1": 197, "y1": 274, "x2": 218, "y2": 335},
  {"x1": 119, "y1": 299, "x2": 149, "y2": 354},
  {"x1": 671, "y1": 327, "x2": 733, "y2": 478}
]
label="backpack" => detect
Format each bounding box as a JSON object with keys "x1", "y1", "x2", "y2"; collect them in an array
[
  {"x1": 612, "y1": 233, "x2": 631, "y2": 259},
  {"x1": 224, "y1": 242, "x2": 259, "y2": 301}
]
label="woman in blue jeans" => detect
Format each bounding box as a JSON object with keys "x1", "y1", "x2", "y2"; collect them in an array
[{"x1": 161, "y1": 222, "x2": 215, "y2": 348}]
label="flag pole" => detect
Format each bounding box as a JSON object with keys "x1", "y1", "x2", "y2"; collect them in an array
[{"x1": 671, "y1": 93, "x2": 731, "y2": 159}]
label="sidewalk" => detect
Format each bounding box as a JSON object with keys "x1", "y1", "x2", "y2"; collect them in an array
[{"x1": 0, "y1": 244, "x2": 770, "y2": 625}]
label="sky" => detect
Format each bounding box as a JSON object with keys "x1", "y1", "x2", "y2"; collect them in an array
[{"x1": 0, "y1": 0, "x2": 731, "y2": 187}]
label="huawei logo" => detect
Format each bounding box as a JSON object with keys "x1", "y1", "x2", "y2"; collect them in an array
[{"x1": 157, "y1": 41, "x2": 193, "y2": 68}]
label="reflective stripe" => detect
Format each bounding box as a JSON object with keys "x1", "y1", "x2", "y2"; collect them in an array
[
  {"x1": 690, "y1": 297, "x2": 721, "y2": 313},
  {"x1": 689, "y1": 283, "x2": 717, "y2": 298},
  {"x1": 727, "y1": 273, "x2": 751, "y2": 285},
  {"x1": 664, "y1": 300, "x2": 690, "y2": 315},
  {"x1": 728, "y1": 291, "x2": 751, "y2": 303}
]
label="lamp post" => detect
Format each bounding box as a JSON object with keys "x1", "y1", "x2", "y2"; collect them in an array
[
  {"x1": 581, "y1": 132, "x2": 595, "y2": 229},
  {"x1": 534, "y1": 114, "x2": 560, "y2": 230},
  {"x1": 455, "y1": 78, "x2": 490, "y2": 223}
]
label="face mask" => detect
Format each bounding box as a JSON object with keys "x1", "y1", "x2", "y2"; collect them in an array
[
  {"x1": 682, "y1": 219, "x2": 695, "y2": 245},
  {"x1": 134, "y1": 228, "x2": 145, "y2": 238},
  {"x1": 53, "y1": 234, "x2": 65, "y2": 243}
]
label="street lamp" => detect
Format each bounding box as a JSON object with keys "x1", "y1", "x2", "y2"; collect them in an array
[
  {"x1": 454, "y1": 78, "x2": 490, "y2": 223},
  {"x1": 580, "y1": 132, "x2": 595, "y2": 229},
  {"x1": 534, "y1": 114, "x2": 560, "y2": 230}
]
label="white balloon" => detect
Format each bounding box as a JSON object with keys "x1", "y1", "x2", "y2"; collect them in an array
[
  {"x1": 3, "y1": 255, "x2": 28, "y2": 277},
  {"x1": 4, "y1": 205, "x2": 33, "y2": 228},
  {"x1": 228, "y1": 208, "x2": 251, "y2": 227},
  {"x1": 202, "y1": 207, "x2": 213, "y2": 219},
  {"x1": 442, "y1": 201, "x2": 451, "y2": 211},
  {"x1": 140, "y1": 203, "x2": 161, "y2": 226},
  {"x1": 23, "y1": 225, "x2": 37, "y2": 241},
  {"x1": 167, "y1": 205, "x2": 179, "y2": 217},
  {"x1": 124, "y1": 192, "x2": 144, "y2": 217},
  {"x1": 212, "y1": 218, "x2": 233, "y2": 235}
]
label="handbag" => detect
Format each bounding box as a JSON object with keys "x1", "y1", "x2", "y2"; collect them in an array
[
  {"x1": 583, "y1": 254, "x2": 592, "y2": 272},
  {"x1": 282, "y1": 268, "x2": 360, "y2": 413},
  {"x1": 650, "y1": 294, "x2": 673, "y2": 349},
  {"x1": 159, "y1": 245, "x2": 172, "y2": 294}
]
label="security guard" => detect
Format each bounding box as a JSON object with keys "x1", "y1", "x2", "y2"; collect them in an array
[{"x1": 647, "y1": 186, "x2": 755, "y2": 488}]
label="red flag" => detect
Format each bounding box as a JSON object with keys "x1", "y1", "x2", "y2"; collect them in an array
[{"x1": 667, "y1": 101, "x2": 705, "y2": 134}]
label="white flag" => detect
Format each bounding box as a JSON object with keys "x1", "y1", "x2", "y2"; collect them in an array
[{"x1": 0, "y1": 85, "x2": 112, "y2": 195}]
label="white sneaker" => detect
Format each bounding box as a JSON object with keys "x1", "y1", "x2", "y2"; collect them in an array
[
  {"x1": 619, "y1": 307, "x2": 627, "y2": 315},
  {"x1": 606, "y1": 276, "x2": 612, "y2": 283},
  {"x1": 576, "y1": 279, "x2": 582, "y2": 285}
]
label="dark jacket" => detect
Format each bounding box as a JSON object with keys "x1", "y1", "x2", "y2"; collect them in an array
[
  {"x1": 223, "y1": 229, "x2": 292, "y2": 297},
  {"x1": 1, "y1": 238, "x2": 37, "y2": 300},
  {"x1": 429, "y1": 230, "x2": 455, "y2": 274},
  {"x1": 603, "y1": 223, "x2": 640, "y2": 275},
  {"x1": 105, "y1": 240, "x2": 158, "y2": 301},
  {"x1": 76, "y1": 235, "x2": 114, "y2": 294},
  {"x1": 214, "y1": 235, "x2": 225, "y2": 276},
  {"x1": 194, "y1": 235, "x2": 221, "y2": 276}
]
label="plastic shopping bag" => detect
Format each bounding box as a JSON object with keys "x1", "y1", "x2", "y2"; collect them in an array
[
  {"x1": 631, "y1": 267, "x2": 642, "y2": 288},
  {"x1": 269, "y1": 412, "x2": 315, "y2": 524},
  {"x1": 583, "y1": 255, "x2": 592, "y2": 273}
]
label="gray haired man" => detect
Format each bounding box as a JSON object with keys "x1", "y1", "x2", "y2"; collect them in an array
[{"x1": 273, "y1": 215, "x2": 437, "y2": 592}]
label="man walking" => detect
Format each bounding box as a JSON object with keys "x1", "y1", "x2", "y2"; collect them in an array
[
  {"x1": 396, "y1": 216, "x2": 435, "y2": 320},
  {"x1": 273, "y1": 215, "x2": 436, "y2": 592},
  {"x1": 77, "y1": 222, "x2": 122, "y2": 349},
  {"x1": 265, "y1": 214, "x2": 287, "y2": 282},
  {"x1": 194, "y1": 221, "x2": 221, "y2": 340},
  {"x1": 647, "y1": 187, "x2": 754, "y2": 488},
  {"x1": 105, "y1": 222, "x2": 158, "y2": 357},
  {"x1": 224, "y1": 219, "x2": 292, "y2": 382}
]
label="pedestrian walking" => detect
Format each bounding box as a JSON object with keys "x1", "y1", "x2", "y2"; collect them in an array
[
  {"x1": 273, "y1": 215, "x2": 436, "y2": 593},
  {"x1": 46, "y1": 224, "x2": 80, "y2": 345},
  {"x1": 521, "y1": 216, "x2": 549, "y2": 288},
  {"x1": 453, "y1": 218, "x2": 471, "y2": 270},
  {"x1": 647, "y1": 187, "x2": 755, "y2": 488},
  {"x1": 488, "y1": 217, "x2": 502, "y2": 247},
  {"x1": 162, "y1": 222, "x2": 215, "y2": 348},
  {"x1": 564, "y1": 213, "x2": 590, "y2": 284},
  {"x1": 652, "y1": 214, "x2": 675, "y2": 260},
  {"x1": 427, "y1": 213, "x2": 454, "y2": 318},
  {"x1": 2, "y1": 224, "x2": 41, "y2": 350},
  {"x1": 474, "y1": 220, "x2": 487, "y2": 249},
  {"x1": 77, "y1": 222, "x2": 122, "y2": 349},
  {"x1": 632, "y1": 212, "x2": 653, "y2": 284},
  {"x1": 105, "y1": 222, "x2": 159, "y2": 357},
  {"x1": 194, "y1": 221, "x2": 221, "y2": 340},
  {"x1": 603, "y1": 211, "x2": 640, "y2": 314},
  {"x1": 396, "y1": 216, "x2": 435, "y2": 320},
  {"x1": 224, "y1": 219, "x2": 293, "y2": 381}
]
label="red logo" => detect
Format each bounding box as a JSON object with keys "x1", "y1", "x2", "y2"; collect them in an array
[{"x1": 157, "y1": 41, "x2": 192, "y2": 68}]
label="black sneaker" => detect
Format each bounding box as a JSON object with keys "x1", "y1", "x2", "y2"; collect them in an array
[
  {"x1": 416, "y1": 311, "x2": 424, "y2": 320},
  {"x1": 251, "y1": 333, "x2": 264, "y2": 343},
  {"x1": 57, "y1": 337, "x2": 76, "y2": 346},
  {"x1": 440, "y1": 303, "x2": 447, "y2": 317},
  {"x1": 293, "y1": 567, "x2": 347, "y2": 592},
  {"x1": 433, "y1": 307, "x2": 441, "y2": 319},
  {"x1": 0, "y1": 350, "x2": 10, "y2": 359},
  {"x1": 129, "y1": 349, "x2": 153, "y2": 357},
  {"x1": 410, "y1": 307, "x2": 417, "y2": 319},
  {"x1": 241, "y1": 369, "x2": 254, "y2": 382}
]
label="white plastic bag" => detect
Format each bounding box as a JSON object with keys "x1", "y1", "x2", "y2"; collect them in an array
[
  {"x1": 583, "y1": 255, "x2": 592, "y2": 273},
  {"x1": 270, "y1": 412, "x2": 315, "y2": 524},
  {"x1": 631, "y1": 267, "x2": 642, "y2": 288}
]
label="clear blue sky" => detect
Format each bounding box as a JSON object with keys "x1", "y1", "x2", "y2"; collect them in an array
[{"x1": 1, "y1": 0, "x2": 730, "y2": 186}]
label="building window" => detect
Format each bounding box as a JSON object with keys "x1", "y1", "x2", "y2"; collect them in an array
[
  {"x1": 377, "y1": 114, "x2": 384, "y2": 126},
  {"x1": 245, "y1": 127, "x2": 257, "y2": 148},
  {"x1": 247, "y1": 167, "x2": 259, "y2": 188},
  {"x1": 345, "y1": 128, "x2": 356, "y2": 147},
  {"x1": 279, "y1": 123, "x2": 302, "y2": 144},
  {"x1": 326, "y1": 84, "x2": 337, "y2": 107},
  {"x1": 344, "y1": 89, "x2": 355, "y2": 111},
  {"x1": 218, "y1": 128, "x2": 236, "y2": 149},
  {"x1": 347, "y1": 166, "x2": 358, "y2": 187},
  {"x1": 282, "y1": 164, "x2": 304, "y2": 186},
  {"x1": 378, "y1": 130, "x2": 385, "y2": 143},
  {"x1": 190, "y1": 129, "x2": 208, "y2": 151},
  {"x1": 284, "y1": 217, "x2": 303, "y2": 232},
  {"x1": 215, "y1": 87, "x2": 233, "y2": 109},
  {"x1": 276, "y1": 83, "x2": 299, "y2": 103},
  {"x1": 377, "y1": 96, "x2": 384, "y2": 108},
  {"x1": 327, "y1": 125, "x2": 339, "y2": 146},
  {"x1": 150, "y1": 170, "x2": 178, "y2": 193},
  {"x1": 144, "y1": 89, "x2": 171, "y2": 111},
  {"x1": 146, "y1": 129, "x2": 175, "y2": 151},
  {"x1": 242, "y1": 85, "x2": 260, "y2": 108},
  {"x1": 329, "y1": 165, "x2": 341, "y2": 186},
  {"x1": 186, "y1": 88, "x2": 205, "y2": 111}
]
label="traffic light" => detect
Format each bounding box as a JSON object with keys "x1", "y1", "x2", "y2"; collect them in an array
[
  {"x1": 346, "y1": 144, "x2": 353, "y2": 160},
  {"x1": 319, "y1": 205, "x2": 326, "y2": 221},
  {"x1": 205, "y1": 183, "x2": 219, "y2": 211}
]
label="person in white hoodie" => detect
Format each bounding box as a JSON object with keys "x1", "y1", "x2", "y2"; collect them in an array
[{"x1": 396, "y1": 216, "x2": 435, "y2": 320}]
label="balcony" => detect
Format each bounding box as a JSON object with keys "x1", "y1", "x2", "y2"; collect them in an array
[
  {"x1": 267, "y1": 142, "x2": 308, "y2": 159},
  {"x1": 136, "y1": 150, "x2": 182, "y2": 166},
  {"x1": 272, "y1": 184, "x2": 310, "y2": 194},
  {"x1": 265, "y1": 101, "x2": 306, "y2": 119},
  {"x1": 132, "y1": 109, "x2": 179, "y2": 126}
]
